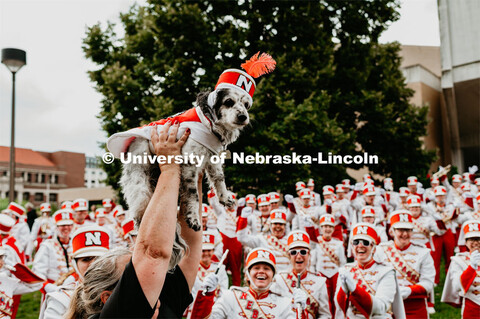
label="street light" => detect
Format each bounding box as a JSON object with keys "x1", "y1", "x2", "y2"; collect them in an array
[{"x1": 2, "y1": 48, "x2": 26, "y2": 202}]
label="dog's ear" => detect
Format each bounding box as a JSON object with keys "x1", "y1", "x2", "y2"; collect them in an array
[{"x1": 196, "y1": 90, "x2": 212, "y2": 119}]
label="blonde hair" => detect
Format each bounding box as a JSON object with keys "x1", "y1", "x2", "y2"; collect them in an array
[{"x1": 64, "y1": 248, "x2": 131, "y2": 319}]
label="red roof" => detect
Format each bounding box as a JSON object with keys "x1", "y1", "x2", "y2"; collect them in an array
[{"x1": 0, "y1": 146, "x2": 55, "y2": 167}]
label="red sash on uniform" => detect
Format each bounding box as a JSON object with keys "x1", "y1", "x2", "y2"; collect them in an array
[
  {"x1": 317, "y1": 238, "x2": 340, "y2": 266},
  {"x1": 232, "y1": 289, "x2": 268, "y2": 319}
]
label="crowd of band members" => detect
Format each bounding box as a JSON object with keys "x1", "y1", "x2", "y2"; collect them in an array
[{"x1": 0, "y1": 165, "x2": 478, "y2": 318}]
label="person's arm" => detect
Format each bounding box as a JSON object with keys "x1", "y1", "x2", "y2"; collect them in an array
[
  {"x1": 178, "y1": 173, "x2": 204, "y2": 291},
  {"x1": 132, "y1": 121, "x2": 190, "y2": 308}
]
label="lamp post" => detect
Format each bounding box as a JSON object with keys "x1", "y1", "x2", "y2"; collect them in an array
[{"x1": 2, "y1": 48, "x2": 26, "y2": 203}]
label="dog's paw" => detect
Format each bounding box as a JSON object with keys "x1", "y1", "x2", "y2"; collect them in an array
[{"x1": 185, "y1": 214, "x2": 202, "y2": 232}]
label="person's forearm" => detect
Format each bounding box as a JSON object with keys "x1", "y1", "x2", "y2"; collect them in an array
[{"x1": 134, "y1": 166, "x2": 180, "y2": 261}]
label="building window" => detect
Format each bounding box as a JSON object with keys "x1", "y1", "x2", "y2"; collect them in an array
[
  {"x1": 41, "y1": 174, "x2": 46, "y2": 183},
  {"x1": 34, "y1": 193, "x2": 44, "y2": 202},
  {"x1": 49, "y1": 193, "x2": 57, "y2": 202},
  {"x1": 23, "y1": 192, "x2": 30, "y2": 201}
]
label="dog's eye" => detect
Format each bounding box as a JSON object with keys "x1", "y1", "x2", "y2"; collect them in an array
[
  {"x1": 224, "y1": 99, "x2": 234, "y2": 107},
  {"x1": 244, "y1": 102, "x2": 251, "y2": 110}
]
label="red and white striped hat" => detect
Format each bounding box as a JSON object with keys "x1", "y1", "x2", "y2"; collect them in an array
[
  {"x1": 113, "y1": 206, "x2": 126, "y2": 219},
  {"x1": 245, "y1": 194, "x2": 256, "y2": 204},
  {"x1": 299, "y1": 189, "x2": 311, "y2": 199},
  {"x1": 342, "y1": 179, "x2": 351, "y2": 187},
  {"x1": 268, "y1": 192, "x2": 280, "y2": 203},
  {"x1": 53, "y1": 209, "x2": 74, "y2": 226},
  {"x1": 246, "y1": 248, "x2": 276, "y2": 273},
  {"x1": 352, "y1": 223, "x2": 379, "y2": 245},
  {"x1": 287, "y1": 230, "x2": 310, "y2": 250},
  {"x1": 102, "y1": 198, "x2": 113, "y2": 208},
  {"x1": 434, "y1": 186, "x2": 447, "y2": 196},
  {"x1": 257, "y1": 194, "x2": 270, "y2": 207},
  {"x1": 320, "y1": 214, "x2": 335, "y2": 226},
  {"x1": 72, "y1": 225, "x2": 110, "y2": 258},
  {"x1": 40, "y1": 203, "x2": 51, "y2": 213},
  {"x1": 462, "y1": 173, "x2": 471, "y2": 182},
  {"x1": 399, "y1": 187, "x2": 411, "y2": 197},
  {"x1": 307, "y1": 178, "x2": 315, "y2": 187},
  {"x1": 202, "y1": 230, "x2": 216, "y2": 250},
  {"x1": 363, "y1": 186, "x2": 376, "y2": 196},
  {"x1": 95, "y1": 208, "x2": 107, "y2": 219},
  {"x1": 0, "y1": 214, "x2": 15, "y2": 234},
  {"x1": 463, "y1": 220, "x2": 480, "y2": 239},
  {"x1": 121, "y1": 218, "x2": 137, "y2": 239},
  {"x1": 61, "y1": 201, "x2": 73, "y2": 210},
  {"x1": 6, "y1": 202, "x2": 25, "y2": 217},
  {"x1": 296, "y1": 181, "x2": 306, "y2": 191},
  {"x1": 335, "y1": 184, "x2": 346, "y2": 193},
  {"x1": 202, "y1": 204, "x2": 210, "y2": 218},
  {"x1": 430, "y1": 177, "x2": 440, "y2": 185},
  {"x1": 407, "y1": 195, "x2": 422, "y2": 207},
  {"x1": 390, "y1": 210, "x2": 414, "y2": 229},
  {"x1": 361, "y1": 206, "x2": 376, "y2": 217},
  {"x1": 452, "y1": 174, "x2": 462, "y2": 183},
  {"x1": 407, "y1": 176, "x2": 418, "y2": 186},
  {"x1": 270, "y1": 209, "x2": 287, "y2": 224},
  {"x1": 72, "y1": 199, "x2": 88, "y2": 211},
  {"x1": 323, "y1": 185, "x2": 335, "y2": 196}
]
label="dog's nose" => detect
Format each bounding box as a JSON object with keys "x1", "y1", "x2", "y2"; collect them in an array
[{"x1": 237, "y1": 114, "x2": 248, "y2": 123}]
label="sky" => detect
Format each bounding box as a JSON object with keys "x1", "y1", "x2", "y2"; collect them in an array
[{"x1": 0, "y1": 0, "x2": 440, "y2": 158}]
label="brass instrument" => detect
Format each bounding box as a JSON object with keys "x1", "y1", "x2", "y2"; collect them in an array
[{"x1": 432, "y1": 164, "x2": 451, "y2": 179}]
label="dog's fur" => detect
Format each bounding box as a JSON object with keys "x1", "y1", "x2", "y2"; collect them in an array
[{"x1": 120, "y1": 88, "x2": 251, "y2": 269}]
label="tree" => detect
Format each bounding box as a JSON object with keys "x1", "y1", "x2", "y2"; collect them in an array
[{"x1": 83, "y1": 0, "x2": 435, "y2": 198}]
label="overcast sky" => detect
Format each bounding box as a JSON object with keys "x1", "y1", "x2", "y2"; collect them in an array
[{"x1": 0, "y1": 0, "x2": 440, "y2": 158}]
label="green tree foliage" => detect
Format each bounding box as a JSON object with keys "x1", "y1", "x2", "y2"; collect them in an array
[{"x1": 83, "y1": 0, "x2": 435, "y2": 198}]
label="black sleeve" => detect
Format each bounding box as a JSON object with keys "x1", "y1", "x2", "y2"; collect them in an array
[{"x1": 158, "y1": 266, "x2": 194, "y2": 318}]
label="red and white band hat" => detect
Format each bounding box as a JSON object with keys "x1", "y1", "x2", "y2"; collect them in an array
[
  {"x1": 207, "y1": 189, "x2": 215, "y2": 198},
  {"x1": 390, "y1": 210, "x2": 414, "y2": 229},
  {"x1": 296, "y1": 181, "x2": 306, "y2": 191},
  {"x1": 383, "y1": 177, "x2": 393, "y2": 185},
  {"x1": 268, "y1": 192, "x2": 280, "y2": 203},
  {"x1": 434, "y1": 186, "x2": 447, "y2": 196},
  {"x1": 113, "y1": 206, "x2": 126, "y2": 219},
  {"x1": 0, "y1": 214, "x2": 15, "y2": 234},
  {"x1": 462, "y1": 173, "x2": 471, "y2": 182},
  {"x1": 352, "y1": 223, "x2": 379, "y2": 245},
  {"x1": 40, "y1": 202, "x2": 51, "y2": 212},
  {"x1": 202, "y1": 230, "x2": 216, "y2": 250},
  {"x1": 477, "y1": 193, "x2": 480, "y2": 204},
  {"x1": 246, "y1": 248, "x2": 276, "y2": 273},
  {"x1": 6, "y1": 202, "x2": 25, "y2": 217},
  {"x1": 202, "y1": 204, "x2": 210, "y2": 218},
  {"x1": 461, "y1": 182, "x2": 471, "y2": 192},
  {"x1": 270, "y1": 209, "x2": 287, "y2": 224},
  {"x1": 407, "y1": 195, "x2": 422, "y2": 207},
  {"x1": 102, "y1": 198, "x2": 113, "y2": 208},
  {"x1": 335, "y1": 184, "x2": 347, "y2": 193},
  {"x1": 53, "y1": 209, "x2": 74, "y2": 226},
  {"x1": 61, "y1": 201, "x2": 73, "y2": 210},
  {"x1": 399, "y1": 187, "x2": 411, "y2": 197},
  {"x1": 463, "y1": 220, "x2": 480, "y2": 239},
  {"x1": 95, "y1": 208, "x2": 107, "y2": 219},
  {"x1": 72, "y1": 199, "x2": 88, "y2": 211},
  {"x1": 430, "y1": 177, "x2": 440, "y2": 184},
  {"x1": 361, "y1": 206, "x2": 376, "y2": 217},
  {"x1": 323, "y1": 185, "x2": 335, "y2": 196},
  {"x1": 363, "y1": 180, "x2": 375, "y2": 188},
  {"x1": 307, "y1": 178, "x2": 315, "y2": 187},
  {"x1": 342, "y1": 179, "x2": 351, "y2": 187},
  {"x1": 452, "y1": 174, "x2": 462, "y2": 183},
  {"x1": 72, "y1": 225, "x2": 110, "y2": 258},
  {"x1": 257, "y1": 194, "x2": 270, "y2": 207},
  {"x1": 320, "y1": 214, "x2": 335, "y2": 226},
  {"x1": 407, "y1": 176, "x2": 418, "y2": 186},
  {"x1": 121, "y1": 218, "x2": 138, "y2": 239},
  {"x1": 245, "y1": 194, "x2": 256, "y2": 204},
  {"x1": 287, "y1": 230, "x2": 310, "y2": 250},
  {"x1": 363, "y1": 186, "x2": 376, "y2": 196},
  {"x1": 363, "y1": 174, "x2": 372, "y2": 181},
  {"x1": 299, "y1": 188, "x2": 311, "y2": 199}
]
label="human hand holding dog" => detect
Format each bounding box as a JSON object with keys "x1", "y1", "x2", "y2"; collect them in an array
[{"x1": 150, "y1": 121, "x2": 190, "y2": 173}]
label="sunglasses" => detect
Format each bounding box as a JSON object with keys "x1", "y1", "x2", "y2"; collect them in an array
[
  {"x1": 352, "y1": 239, "x2": 372, "y2": 246},
  {"x1": 289, "y1": 249, "x2": 308, "y2": 256}
]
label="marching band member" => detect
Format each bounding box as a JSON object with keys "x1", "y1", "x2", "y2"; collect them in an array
[
  {"x1": 397, "y1": 187, "x2": 411, "y2": 210},
  {"x1": 307, "y1": 179, "x2": 322, "y2": 207},
  {"x1": 272, "y1": 230, "x2": 331, "y2": 318},
  {"x1": 442, "y1": 220, "x2": 480, "y2": 318},
  {"x1": 121, "y1": 218, "x2": 138, "y2": 249},
  {"x1": 360, "y1": 206, "x2": 388, "y2": 243},
  {"x1": 352, "y1": 186, "x2": 387, "y2": 225},
  {"x1": 2, "y1": 202, "x2": 30, "y2": 254},
  {"x1": 383, "y1": 178, "x2": 400, "y2": 212},
  {"x1": 252, "y1": 194, "x2": 272, "y2": 234},
  {"x1": 322, "y1": 185, "x2": 348, "y2": 241},
  {"x1": 28, "y1": 203, "x2": 55, "y2": 257},
  {"x1": 94, "y1": 209, "x2": 115, "y2": 248},
  {"x1": 289, "y1": 189, "x2": 321, "y2": 231},
  {"x1": 210, "y1": 248, "x2": 299, "y2": 319},
  {"x1": 407, "y1": 176, "x2": 423, "y2": 200},
  {"x1": 237, "y1": 208, "x2": 291, "y2": 272},
  {"x1": 107, "y1": 206, "x2": 127, "y2": 247},
  {"x1": 424, "y1": 177, "x2": 440, "y2": 204},
  {"x1": 0, "y1": 214, "x2": 25, "y2": 268},
  {"x1": 269, "y1": 192, "x2": 283, "y2": 210},
  {"x1": 406, "y1": 195, "x2": 444, "y2": 249},
  {"x1": 40, "y1": 225, "x2": 111, "y2": 319},
  {"x1": 71, "y1": 199, "x2": 94, "y2": 230},
  {"x1": 296, "y1": 181, "x2": 307, "y2": 198},
  {"x1": 334, "y1": 223, "x2": 405, "y2": 319},
  {"x1": 376, "y1": 211, "x2": 435, "y2": 318},
  {"x1": 201, "y1": 204, "x2": 223, "y2": 261}
]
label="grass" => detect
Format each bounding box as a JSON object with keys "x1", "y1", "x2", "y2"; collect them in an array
[{"x1": 17, "y1": 291, "x2": 42, "y2": 319}]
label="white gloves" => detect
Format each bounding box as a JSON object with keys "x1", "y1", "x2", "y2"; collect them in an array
[
  {"x1": 339, "y1": 272, "x2": 356, "y2": 292},
  {"x1": 285, "y1": 194, "x2": 294, "y2": 203},
  {"x1": 400, "y1": 286, "x2": 411, "y2": 300},
  {"x1": 301, "y1": 215, "x2": 314, "y2": 228},
  {"x1": 293, "y1": 288, "x2": 308, "y2": 309},
  {"x1": 238, "y1": 197, "x2": 246, "y2": 207},
  {"x1": 469, "y1": 165, "x2": 478, "y2": 175},
  {"x1": 241, "y1": 206, "x2": 253, "y2": 219},
  {"x1": 201, "y1": 273, "x2": 219, "y2": 293},
  {"x1": 470, "y1": 250, "x2": 480, "y2": 269}
]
